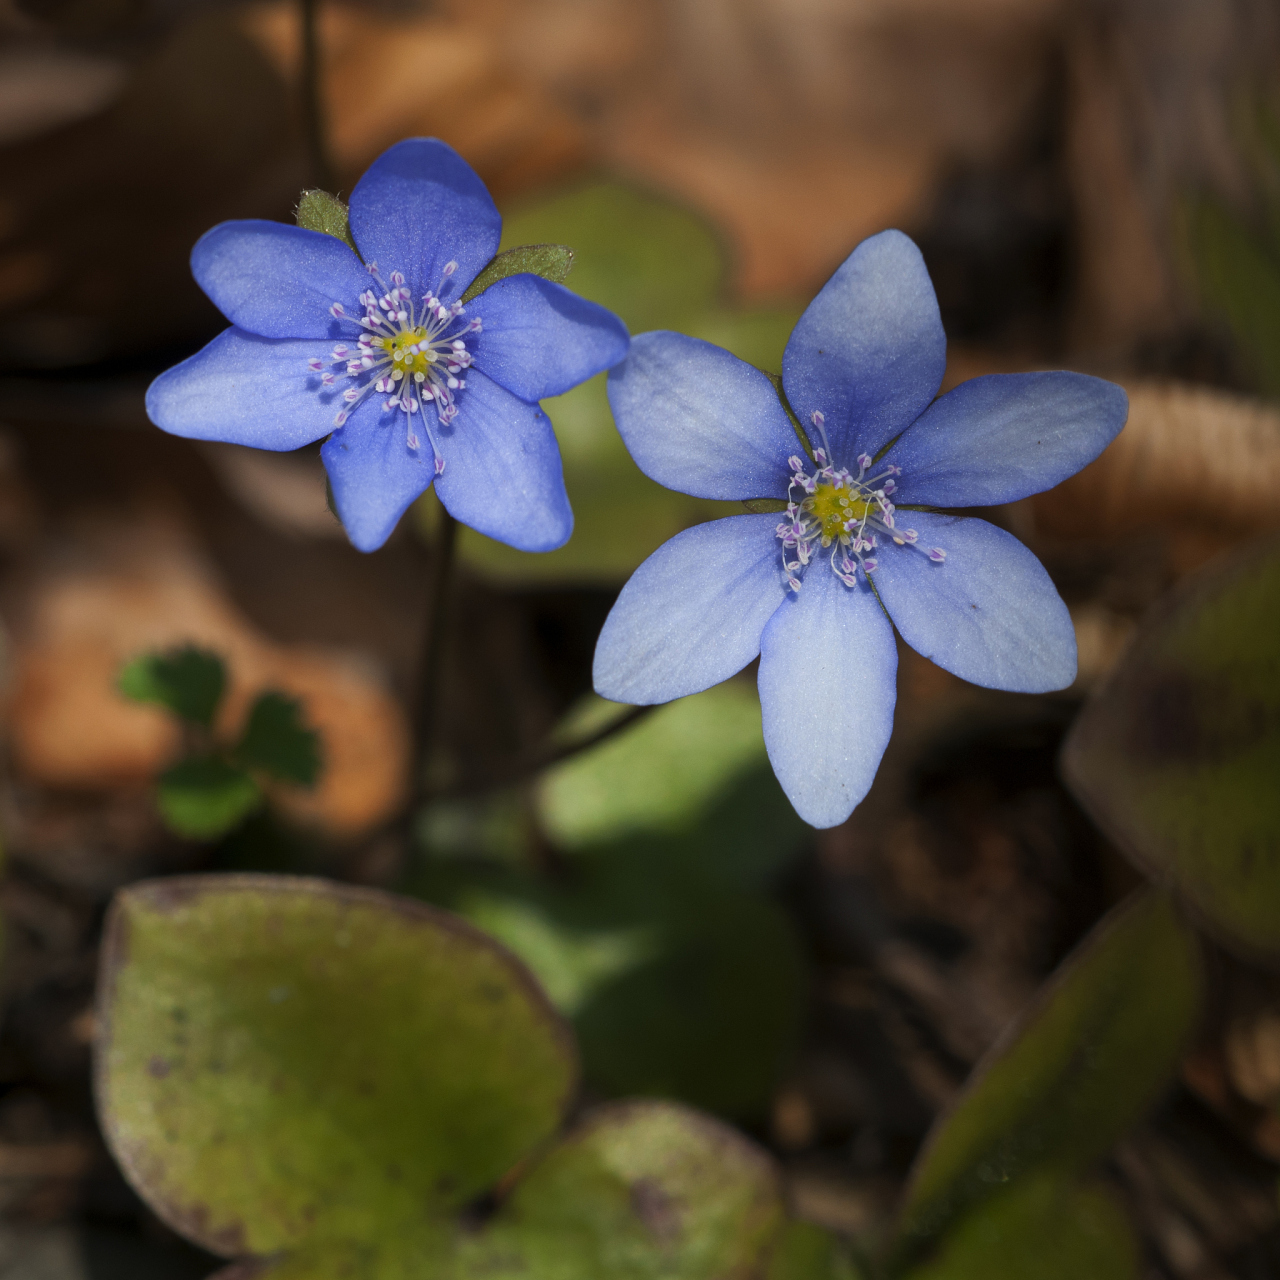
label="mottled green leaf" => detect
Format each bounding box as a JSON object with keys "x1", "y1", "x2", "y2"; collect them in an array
[
  {"x1": 96, "y1": 876, "x2": 576, "y2": 1264},
  {"x1": 1062, "y1": 537, "x2": 1280, "y2": 957},
  {"x1": 454, "y1": 1100, "x2": 784, "y2": 1280},
  {"x1": 902, "y1": 1176, "x2": 1139, "y2": 1280},
  {"x1": 896, "y1": 890, "x2": 1201, "y2": 1255},
  {"x1": 460, "y1": 245, "x2": 575, "y2": 305},
  {"x1": 118, "y1": 645, "x2": 225, "y2": 727},
  {"x1": 235, "y1": 691, "x2": 321, "y2": 786},
  {"x1": 156, "y1": 757, "x2": 260, "y2": 839},
  {"x1": 295, "y1": 189, "x2": 358, "y2": 256},
  {"x1": 537, "y1": 684, "x2": 768, "y2": 848},
  {"x1": 767, "y1": 1222, "x2": 862, "y2": 1280}
]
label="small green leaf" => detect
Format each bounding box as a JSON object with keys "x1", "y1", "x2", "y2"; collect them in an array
[
  {"x1": 95, "y1": 875, "x2": 576, "y2": 1266},
  {"x1": 902, "y1": 1175, "x2": 1139, "y2": 1280},
  {"x1": 235, "y1": 692, "x2": 322, "y2": 787},
  {"x1": 157, "y1": 757, "x2": 261, "y2": 840},
  {"x1": 295, "y1": 189, "x2": 358, "y2": 256},
  {"x1": 767, "y1": 1222, "x2": 863, "y2": 1280},
  {"x1": 454, "y1": 1100, "x2": 784, "y2": 1280},
  {"x1": 118, "y1": 645, "x2": 226, "y2": 727},
  {"x1": 460, "y1": 244, "x2": 575, "y2": 304},
  {"x1": 1062, "y1": 537, "x2": 1280, "y2": 957},
  {"x1": 896, "y1": 890, "x2": 1201, "y2": 1258}
]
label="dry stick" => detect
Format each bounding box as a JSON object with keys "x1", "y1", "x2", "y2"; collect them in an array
[{"x1": 298, "y1": 0, "x2": 335, "y2": 192}]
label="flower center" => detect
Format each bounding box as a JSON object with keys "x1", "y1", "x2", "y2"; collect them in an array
[
  {"x1": 774, "y1": 410, "x2": 947, "y2": 593},
  {"x1": 311, "y1": 261, "x2": 483, "y2": 476}
]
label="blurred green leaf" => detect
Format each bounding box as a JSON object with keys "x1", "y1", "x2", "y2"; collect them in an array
[
  {"x1": 537, "y1": 684, "x2": 768, "y2": 849},
  {"x1": 1063, "y1": 537, "x2": 1280, "y2": 957},
  {"x1": 461, "y1": 244, "x2": 575, "y2": 304},
  {"x1": 902, "y1": 1175, "x2": 1139, "y2": 1280},
  {"x1": 295, "y1": 189, "x2": 358, "y2": 256},
  {"x1": 896, "y1": 890, "x2": 1201, "y2": 1256},
  {"x1": 454, "y1": 1100, "x2": 784, "y2": 1280},
  {"x1": 157, "y1": 757, "x2": 261, "y2": 840},
  {"x1": 235, "y1": 691, "x2": 322, "y2": 787},
  {"x1": 96, "y1": 875, "x2": 576, "y2": 1265},
  {"x1": 118, "y1": 645, "x2": 225, "y2": 727},
  {"x1": 767, "y1": 1222, "x2": 863, "y2": 1280}
]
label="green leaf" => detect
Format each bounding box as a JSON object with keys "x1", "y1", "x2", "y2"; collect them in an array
[
  {"x1": 95, "y1": 875, "x2": 576, "y2": 1265},
  {"x1": 460, "y1": 244, "x2": 575, "y2": 305},
  {"x1": 895, "y1": 890, "x2": 1201, "y2": 1258},
  {"x1": 157, "y1": 757, "x2": 261, "y2": 840},
  {"x1": 902, "y1": 1175, "x2": 1139, "y2": 1280},
  {"x1": 295, "y1": 189, "x2": 358, "y2": 256},
  {"x1": 1062, "y1": 537, "x2": 1280, "y2": 958},
  {"x1": 235, "y1": 691, "x2": 322, "y2": 786},
  {"x1": 767, "y1": 1222, "x2": 863, "y2": 1280},
  {"x1": 454, "y1": 1100, "x2": 784, "y2": 1280},
  {"x1": 118, "y1": 645, "x2": 226, "y2": 727}
]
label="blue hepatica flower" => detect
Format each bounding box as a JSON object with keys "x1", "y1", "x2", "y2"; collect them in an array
[
  {"x1": 593, "y1": 230, "x2": 1128, "y2": 828},
  {"x1": 147, "y1": 138, "x2": 629, "y2": 553}
]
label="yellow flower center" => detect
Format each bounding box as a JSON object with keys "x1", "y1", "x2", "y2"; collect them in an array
[
  {"x1": 808, "y1": 482, "x2": 874, "y2": 540},
  {"x1": 380, "y1": 329, "x2": 435, "y2": 378}
]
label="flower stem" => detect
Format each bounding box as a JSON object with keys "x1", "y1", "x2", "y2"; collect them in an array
[
  {"x1": 411, "y1": 509, "x2": 459, "y2": 807},
  {"x1": 298, "y1": 0, "x2": 334, "y2": 191}
]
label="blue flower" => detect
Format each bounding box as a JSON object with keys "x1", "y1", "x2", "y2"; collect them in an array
[
  {"x1": 146, "y1": 139, "x2": 630, "y2": 553},
  {"x1": 593, "y1": 230, "x2": 1128, "y2": 828}
]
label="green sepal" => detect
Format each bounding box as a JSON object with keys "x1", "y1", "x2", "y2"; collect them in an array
[
  {"x1": 760, "y1": 370, "x2": 813, "y2": 460},
  {"x1": 743, "y1": 498, "x2": 788, "y2": 514},
  {"x1": 295, "y1": 189, "x2": 359, "y2": 257},
  {"x1": 235, "y1": 692, "x2": 322, "y2": 787},
  {"x1": 157, "y1": 757, "x2": 262, "y2": 840},
  {"x1": 118, "y1": 645, "x2": 226, "y2": 728},
  {"x1": 460, "y1": 244, "x2": 575, "y2": 305}
]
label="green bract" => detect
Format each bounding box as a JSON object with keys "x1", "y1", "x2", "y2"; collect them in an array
[{"x1": 1063, "y1": 537, "x2": 1280, "y2": 957}]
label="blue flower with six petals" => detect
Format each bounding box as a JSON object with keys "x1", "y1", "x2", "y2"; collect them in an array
[
  {"x1": 593, "y1": 230, "x2": 1128, "y2": 828},
  {"x1": 147, "y1": 139, "x2": 630, "y2": 552}
]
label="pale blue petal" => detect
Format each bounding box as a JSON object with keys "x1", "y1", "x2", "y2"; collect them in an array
[
  {"x1": 321, "y1": 398, "x2": 433, "y2": 553},
  {"x1": 873, "y1": 512, "x2": 1075, "y2": 692},
  {"x1": 887, "y1": 373, "x2": 1129, "y2": 506},
  {"x1": 190, "y1": 221, "x2": 370, "y2": 339},
  {"x1": 757, "y1": 568, "x2": 897, "y2": 829},
  {"x1": 781, "y1": 230, "x2": 945, "y2": 464},
  {"x1": 471, "y1": 275, "x2": 629, "y2": 402},
  {"x1": 607, "y1": 332, "x2": 798, "y2": 500},
  {"x1": 146, "y1": 328, "x2": 333, "y2": 451},
  {"x1": 348, "y1": 139, "x2": 501, "y2": 300},
  {"x1": 593, "y1": 514, "x2": 787, "y2": 704},
  {"x1": 432, "y1": 370, "x2": 572, "y2": 552}
]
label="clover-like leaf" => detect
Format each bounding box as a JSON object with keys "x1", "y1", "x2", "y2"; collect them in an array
[
  {"x1": 118, "y1": 644, "x2": 226, "y2": 727},
  {"x1": 902, "y1": 1175, "x2": 1139, "y2": 1280},
  {"x1": 157, "y1": 757, "x2": 261, "y2": 840},
  {"x1": 235, "y1": 691, "x2": 322, "y2": 786},
  {"x1": 1062, "y1": 536, "x2": 1280, "y2": 957},
  {"x1": 295, "y1": 189, "x2": 359, "y2": 256},
  {"x1": 454, "y1": 1100, "x2": 784, "y2": 1280},
  {"x1": 895, "y1": 890, "x2": 1201, "y2": 1258},
  {"x1": 95, "y1": 876, "x2": 576, "y2": 1267},
  {"x1": 460, "y1": 244, "x2": 575, "y2": 304}
]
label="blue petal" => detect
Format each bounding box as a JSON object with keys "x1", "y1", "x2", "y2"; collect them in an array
[
  {"x1": 887, "y1": 372, "x2": 1129, "y2": 506},
  {"x1": 873, "y1": 512, "x2": 1075, "y2": 692},
  {"x1": 781, "y1": 230, "x2": 945, "y2": 464},
  {"x1": 321, "y1": 398, "x2": 434, "y2": 553},
  {"x1": 471, "y1": 275, "x2": 629, "y2": 402},
  {"x1": 348, "y1": 139, "x2": 501, "y2": 300},
  {"x1": 607, "y1": 332, "x2": 799, "y2": 500},
  {"x1": 433, "y1": 370, "x2": 572, "y2": 552},
  {"x1": 593, "y1": 513, "x2": 787, "y2": 704},
  {"x1": 190, "y1": 221, "x2": 370, "y2": 339},
  {"x1": 757, "y1": 568, "x2": 897, "y2": 829},
  {"x1": 146, "y1": 328, "x2": 333, "y2": 451}
]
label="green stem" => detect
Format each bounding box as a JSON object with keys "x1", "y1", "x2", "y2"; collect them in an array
[
  {"x1": 411, "y1": 510, "x2": 459, "y2": 808},
  {"x1": 298, "y1": 0, "x2": 334, "y2": 191}
]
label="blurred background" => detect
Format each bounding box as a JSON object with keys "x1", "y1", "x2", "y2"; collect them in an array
[{"x1": 0, "y1": 0, "x2": 1279, "y2": 1275}]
